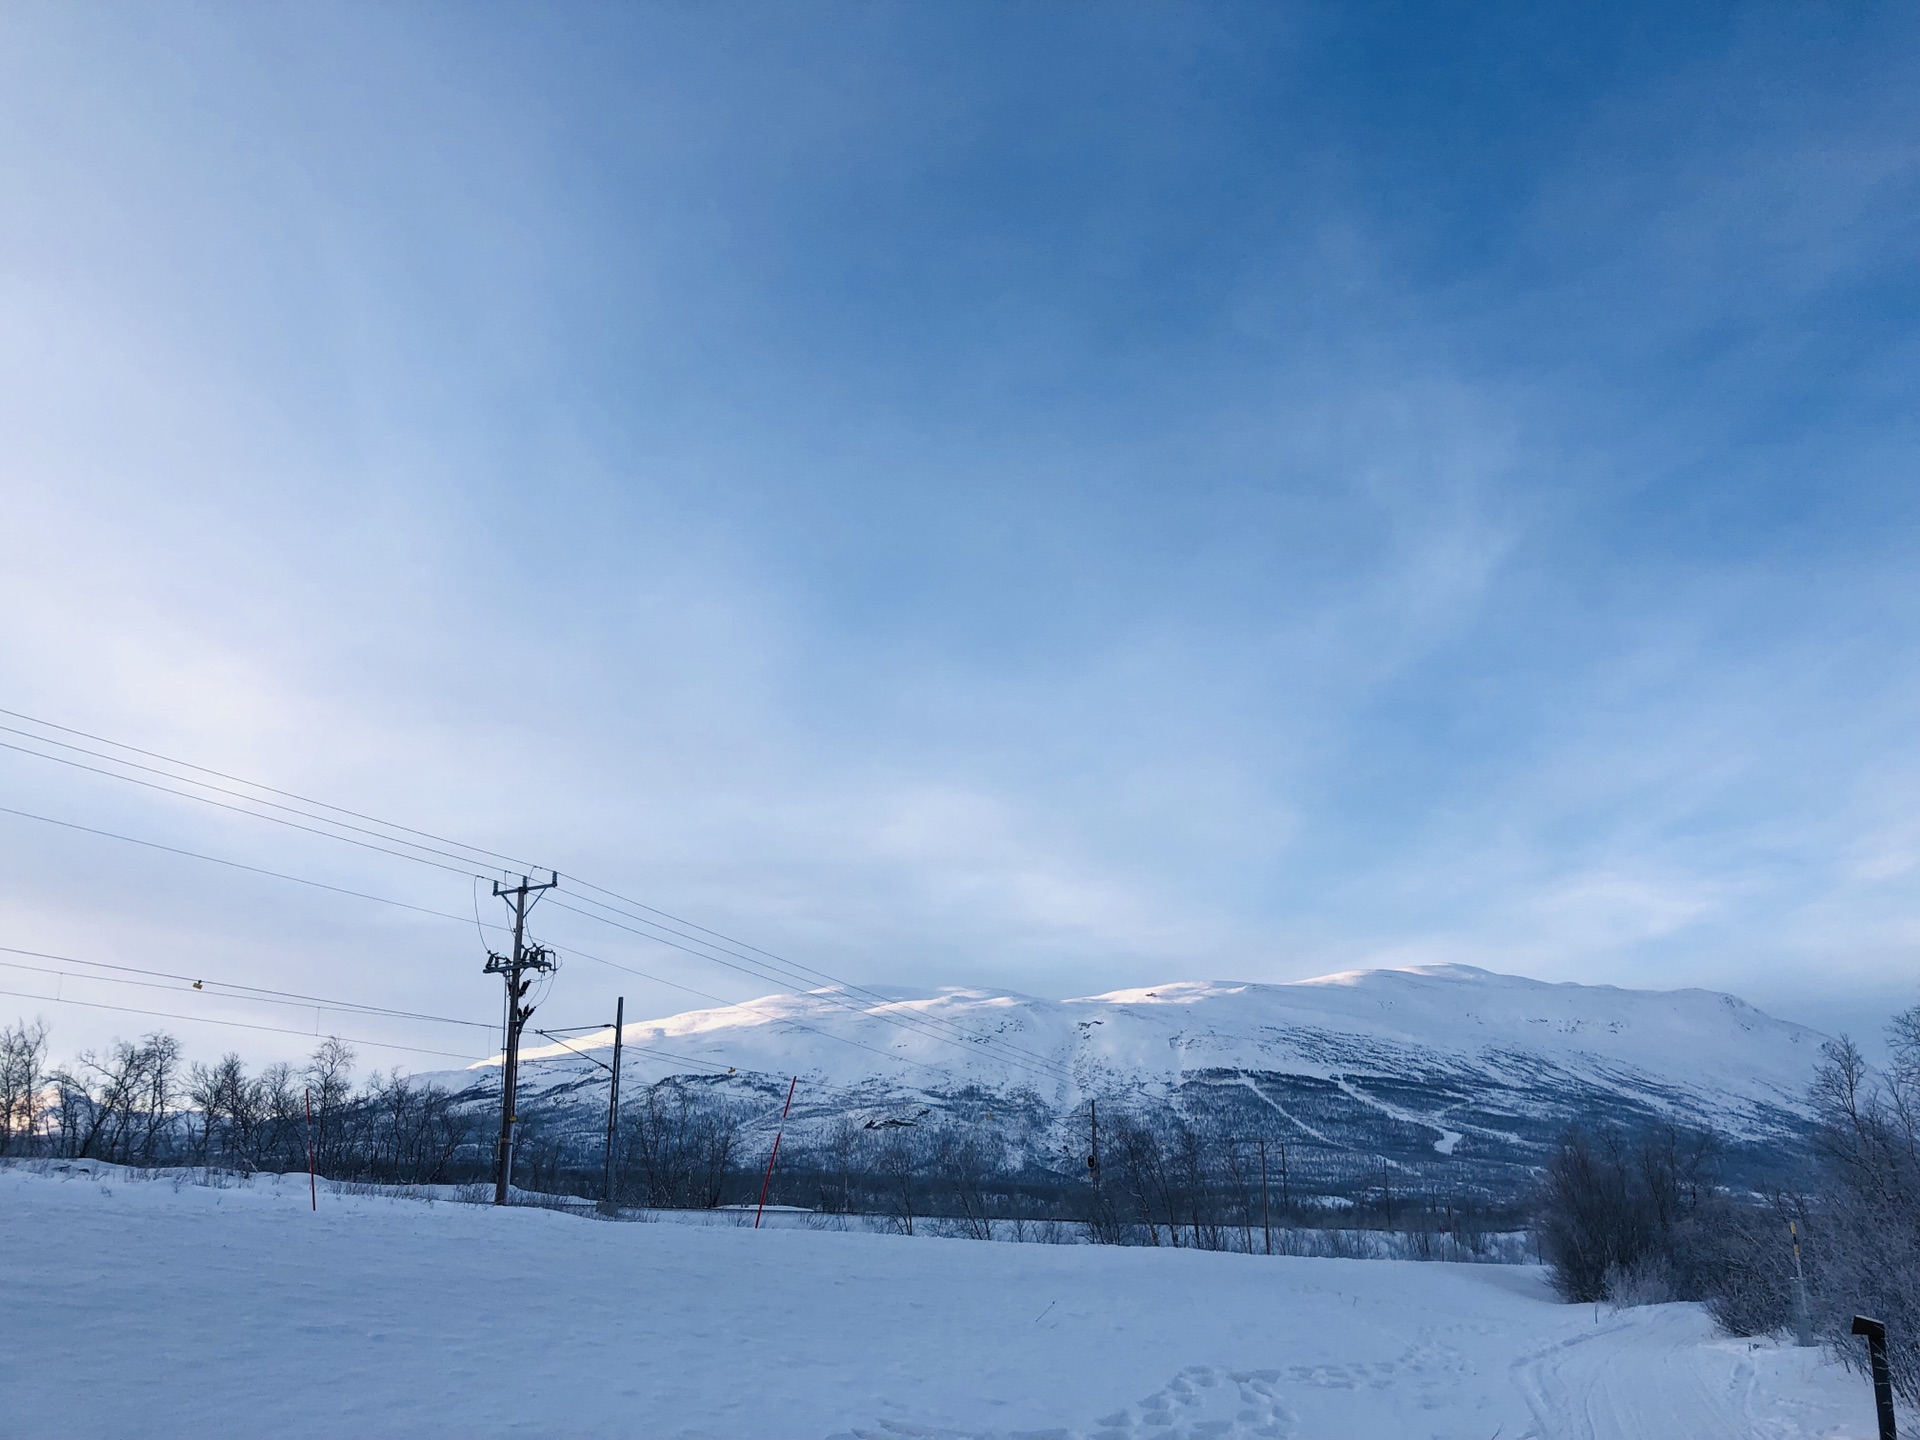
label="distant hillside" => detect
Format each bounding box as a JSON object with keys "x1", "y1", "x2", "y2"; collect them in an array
[{"x1": 439, "y1": 963, "x2": 1831, "y2": 1199}]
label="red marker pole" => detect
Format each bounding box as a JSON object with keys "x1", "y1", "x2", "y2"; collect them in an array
[
  {"x1": 754, "y1": 1076, "x2": 799, "y2": 1230},
  {"x1": 304, "y1": 1086, "x2": 318, "y2": 1212}
]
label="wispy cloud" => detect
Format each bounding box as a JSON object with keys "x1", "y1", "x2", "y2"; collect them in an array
[{"x1": 0, "y1": 4, "x2": 1916, "y2": 1061}]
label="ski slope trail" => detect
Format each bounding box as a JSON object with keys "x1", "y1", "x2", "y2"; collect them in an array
[
  {"x1": 1512, "y1": 1303, "x2": 1869, "y2": 1440},
  {"x1": 0, "y1": 1165, "x2": 1878, "y2": 1440}
]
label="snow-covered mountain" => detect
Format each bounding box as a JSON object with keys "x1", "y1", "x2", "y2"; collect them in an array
[{"x1": 464, "y1": 963, "x2": 1832, "y2": 1196}]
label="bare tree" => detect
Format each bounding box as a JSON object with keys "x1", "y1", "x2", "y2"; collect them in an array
[
  {"x1": 932, "y1": 1122, "x2": 1000, "y2": 1240},
  {"x1": 51, "y1": 1033, "x2": 182, "y2": 1164},
  {"x1": 617, "y1": 1080, "x2": 744, "y2": 1208},
  {"x1": 1788, "y1": 1019, "x2": 1920, "y2": 1401},
  {"x1": 0, "y1": 1019, "x2": 49, "y2": 1155},
  {"x1": 305, "y1": 1038, "x2": 357, "y2": 1174},
  {"x1": 1537, "y1": 1128, "x2": 1659, "y2": 1302},
  {"x1": 875, "y1": 1123, "x2": 922, "y2": 1236},
  {"x1": 812, "y1": 1114, "x2": 863, "y2": 1214},
  {"x1": 358, "y1": 1070, "x2": 469, "y2": 1184},
  {"x1": 257, "y1": 1062, "x2": 305, "y2": 1172}
]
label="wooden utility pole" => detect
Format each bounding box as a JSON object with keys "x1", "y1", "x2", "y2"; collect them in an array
[
  {"x1": 1279, "y1": 1141, "x2": 1289, "y2": 1214},
  {"x1": 485, "y1": 872, "x2": 558, "y2": 1205},
  {"x1": 1259, "y1": 1139, "x2": 1272, "y2": 1255},
  {"x1": 603, "y1": 996, "x2": 624, "y2": 1206}
]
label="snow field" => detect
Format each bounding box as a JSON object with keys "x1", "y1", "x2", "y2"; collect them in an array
[{"x1": 0, "y1": 1165, "x2": 1880, "y2": 1439}]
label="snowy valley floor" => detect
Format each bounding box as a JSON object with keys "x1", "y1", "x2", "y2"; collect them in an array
[{"x1": 0, "y1": 1165, "x2": 1885, "y2": 1440}]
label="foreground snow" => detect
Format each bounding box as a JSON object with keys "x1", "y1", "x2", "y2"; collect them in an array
[{"x1": 0, "y1": 1165, "x2": 1878, "y2": 1439}]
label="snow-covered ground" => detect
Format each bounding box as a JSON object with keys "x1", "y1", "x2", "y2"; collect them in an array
[{"x1": 0, "y1": 1164, "x2": 1880, "y2": 1439}]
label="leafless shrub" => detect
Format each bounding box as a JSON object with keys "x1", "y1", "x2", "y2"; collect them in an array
[
  {"x1": 1536, "y1": 1123, "x2": 1716, "y2": 1304},
  {"x1": 616, "y1": 1079, "x2": 745, "y2": 1208},
  {"x1": 1790, "y1": 1020, "x2": 1920, "y2": 1402},
  {"x1": 0, "y1": 1019, "x2": 49, "y2": 1154},
  {"x1": 51, "y1": 1033, "x2": 183, "y2": 1164}
]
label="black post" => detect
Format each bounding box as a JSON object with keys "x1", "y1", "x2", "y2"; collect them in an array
[
  {"x1": 1259, "y1": 1138, "x2": 1272, "y2": 1256},
  {"x1": 603, "y1": 996, "x2": 624, "y2": 1206},
  {"x1": 1853, "y1": 1315, "x2": 1898, "y2": 1440}
]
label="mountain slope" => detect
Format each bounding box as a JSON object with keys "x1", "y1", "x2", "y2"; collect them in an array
[{"x1": 467, "y1": 963, "x2": 1830, "y2": 1197}]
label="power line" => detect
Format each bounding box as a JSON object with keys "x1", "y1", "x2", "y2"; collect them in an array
[
  {"x1": 554, "y1": 936, "x2": 971, "y2": 1079},
  {"x1": 0, "y1": 799, "x2": 930, "y2": 1081},
  {"x1": 0, "y1": 707, "x2": 544, "y2": 873},
  {"x1": 0, "y1": 708, "x2": 1077, "y2": 1085},
  {"x1": 0, "y1": 709, "x2": 1070, "y2": 1079},
  {"x1": 0, "y1": 723, "x2": 508, "y2": 872},
  {"x1": 2, "y1": 709, "x2": 1019, "y2": 1023},
  {"x1": 620, "y1": 1041, "x2": 738, "y2": 1075},
  {"x1": 1, "y1": 791, "x2": 1072, "y2": 1086},
  {"x1": 545, "y1": 898, "x2": 1077, "y2": 1085},
  {"x1": 0, "y1": 945, "x2": 495, "y2": 1030},
  {"x1": 0, "y1": 738, "x2": 493, "y2": 881},
  {"x1": 0, "y1": 957, "x2": 475, "y2": 1027},
  {"x1": 0, "y1": 985, "x2": 486, "y2": 1062},
  {"x1": 0, "y1": 804, "x2": 508, "y2": 932},
  {"x1": 3, "y1": 792, "x2": 1071, "y2": 1090},
  {"x1": 2, "y1": 731, "x2": 1046, "y2": 1074}
]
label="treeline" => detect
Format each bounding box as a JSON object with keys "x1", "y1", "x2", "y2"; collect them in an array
[
  {"x1": 3, "y1": 1019, "x2": 1525, "y2": 1256},
  {"x1": 0, "y1": 1021, "x2": 470, "y2": 1184},
  {"x1": 522, "y1": 1083, "x2": 1525, "y2": 1252},
  {"x1": 1537, "y1": 1002, "x2": 1920, "y2": 1403}
]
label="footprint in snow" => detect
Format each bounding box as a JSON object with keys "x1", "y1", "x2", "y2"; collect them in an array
[{"x1": 829, "y1": 1365, "x2": 1295, "y2": 1440}]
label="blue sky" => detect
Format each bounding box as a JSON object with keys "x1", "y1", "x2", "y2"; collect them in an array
[{"x1": 1, "y1": 4, "x2": 1917, "y2": 1065}]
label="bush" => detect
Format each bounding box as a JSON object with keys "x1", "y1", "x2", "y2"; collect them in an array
[
  {"x1": 1536, "y1": 1123, "x2": 1715, "y2": 1304},
  {"x1": 1795, "y1": 1024, "x2": 1920, "y2": 1403}
]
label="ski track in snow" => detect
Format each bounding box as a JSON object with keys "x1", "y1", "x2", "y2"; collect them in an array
[
  {"x1": 1509, "y1": 1304, "x2": 1876, "y2": 1440},
  {"x1": 0, "y1": 1165, "x2": 1879, "y2": 1440}
]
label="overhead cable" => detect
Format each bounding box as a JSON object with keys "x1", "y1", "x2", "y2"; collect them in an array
[
  {"x1": 0, "y1": 804, "x2": 507, "y2": 932},
  {"x1": 0, "y1": 945, "x2": 495, "y2": 1030},
  {"x1": 0, "y1": 708, "x2": 1076, "y2": 1084},
  {"x1": 0, "y1": 985, "x2": 486, "y2": 1062}
]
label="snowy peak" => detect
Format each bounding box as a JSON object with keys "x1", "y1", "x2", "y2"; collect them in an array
[
  {"x1": 1064, "y1": 964, "x2": 1823, "y2": 1103},
  {"x1": 499, "y1": 963, "x2": 1826, "y2": 1133},
  {"x1": 465, "y1": 964, "x2": 1829, "y2": 1199}
]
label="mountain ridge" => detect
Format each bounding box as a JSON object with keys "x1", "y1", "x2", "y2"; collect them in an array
[{"x1": 449, "y1": 963, "x2": 1829, "y2": 1199}]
